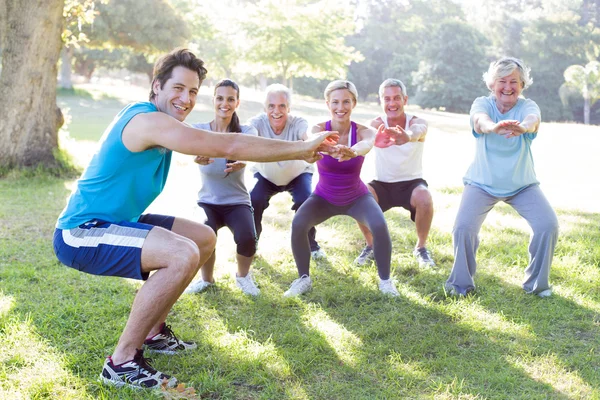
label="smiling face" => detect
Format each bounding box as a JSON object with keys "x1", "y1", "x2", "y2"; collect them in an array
[
  {"x1": 152, "y1": 66, "x2": 199, "y2": 122},
  {"x1": 381, "y1": 86, "x2": 407, "y2": 119},
  {"x1": 326, "y1": 89, "x2": 355, "y2": 123},
  {"x1": 492, "y1": 68, "x2": 523, "y2": 112},
  {"x1": 266, "y1": 92, "x2": 290, "y2": 134},
  {"x1": 213, "y1": 85, "x2": 240, "y2": 119}
]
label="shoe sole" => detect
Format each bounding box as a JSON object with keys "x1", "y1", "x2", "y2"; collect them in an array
[{"x1": 99, "y1": 374, "x2": 177, "y2": 389}]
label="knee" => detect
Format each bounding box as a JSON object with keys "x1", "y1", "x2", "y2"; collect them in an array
[
  {"x1": 195, "y1": 225, "x2": 217, "y2": 256},
  {"x1": 171, "y1": 238, "x2": 201, "y2": 278},
  {"x1": 412, "y1": 187, "x2": 433, "y2": 210},
  {"x1": 291, "y1": 215, "x2": 309, "y2": 237},
  {"x1": 532, "y1": 214, "x2": 559, "y2": 236},
  {"x1": 235, "y1": 232, "x2": 257, "y2": 257}
]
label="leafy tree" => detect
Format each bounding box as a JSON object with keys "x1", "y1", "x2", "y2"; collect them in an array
[
  {"x1": 412, "y1": 20, "x2": 489, "y2": 113},
  {"x1": 347, "y1": 0, "x2": 463, "y2": 100},
  {"x1": 0, "y1": 0, "x2": 64, "y2": 169},
  {"x1": 561, "y1": 60, "x2": 600, "y2": 124},
  {"x1": 242, "y1": 0, "x2": 362, "y2": 89}
]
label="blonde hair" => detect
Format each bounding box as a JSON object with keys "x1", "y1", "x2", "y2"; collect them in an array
[
  {"x1": 324, "y1": 80, "x2": 358, "y2": 104},
  {"x1": 483, "y1": 57, "x2": 533, "y2": 91}
]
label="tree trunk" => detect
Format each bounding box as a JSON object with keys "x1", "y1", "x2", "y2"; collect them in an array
[
  {"x1": 0, "y1": 0, "x2": 6, "y2": 54},
  {"x1": 584, "y1": 96, "x2": 590, "y2": 125},
  {"x1": 0, "y1": 0, "x2": 64, "y2": 169},
  {"x1": 59, "y1": 45, "x2": 73, "y2": 89}
]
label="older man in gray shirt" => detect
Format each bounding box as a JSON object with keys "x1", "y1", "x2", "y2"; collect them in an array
[{"x1": 248, "y1": 84, "x2": 324, "y2": 259}]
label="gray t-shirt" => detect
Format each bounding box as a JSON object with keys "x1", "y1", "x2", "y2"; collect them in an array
[
  {"x1": 192, "y1": 122, "x2": 258, "y2": 206},
  {"x1": 247, "y1": 113, "x2": 313, "y2": 186}
]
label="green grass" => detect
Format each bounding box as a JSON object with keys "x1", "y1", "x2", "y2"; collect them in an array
[{"x1": 1, "y1": 84, "x2": 599, "y2": 399}]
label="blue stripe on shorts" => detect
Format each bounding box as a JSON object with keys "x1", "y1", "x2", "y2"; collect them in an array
[{"x1": 53, "y1": 214, "x2": 174, "y2": 280}]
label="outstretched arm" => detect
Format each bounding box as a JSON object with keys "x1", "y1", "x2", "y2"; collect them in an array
[{"x1": 123, "y1": 112, "x2": 338, "y2": 163}]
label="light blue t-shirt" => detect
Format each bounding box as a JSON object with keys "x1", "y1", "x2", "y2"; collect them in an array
[
  {"x1": 463, "y1": 95, "x2": 541, "y2": 197},
  {"x1": 56, "y1": 102, "x2": 172, "y2": 229},
  {"x1": 193, "y1": 122, "x2": 257, "y2": 206}
]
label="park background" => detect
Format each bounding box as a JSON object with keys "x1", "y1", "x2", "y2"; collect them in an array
[{"x1": 1, "y1": 0, "x2": 600, "y2": 399}]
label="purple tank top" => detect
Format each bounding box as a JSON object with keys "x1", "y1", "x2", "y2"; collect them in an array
[{"x1": 313, "y1": 121, "x2": 369, "y2": 205}]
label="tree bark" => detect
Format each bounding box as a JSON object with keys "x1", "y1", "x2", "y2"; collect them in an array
[{"x1": 0, "y1": 0, "x2": 64, "y2": 169}]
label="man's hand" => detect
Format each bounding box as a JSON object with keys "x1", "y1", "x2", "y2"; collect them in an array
[
  {"x1": 374, "y1": 124, "x2": 410, "y2": 148},
  {"x1": 303, "y1": 131, "x2": 339, "y2": 163},
  {"x1": 194, "y1": 155, "x2": 214, "y2": 165}
]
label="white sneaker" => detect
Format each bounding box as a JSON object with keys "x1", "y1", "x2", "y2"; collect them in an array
[
  {"x1": 536, "y1": 289, "x2": 552, "y2": 298},
  {"x1": 284, "y1": 275, "x2": 312, "y2": 297},
  {"x1": 236, "y1": 272, "x2": 260, "y2": 296},
  {"x1": 413, "y1": 247, "x2": 436, "y2": 267},
  {"x1": 184, "y1": 279, "x2": 213, "y2": 294},
  {"x1": 378, "y1": 278, "x2": 399, "y2": 297},
  {"x1": 311, "y1": 249, "x2": 326, "y2": 260}
]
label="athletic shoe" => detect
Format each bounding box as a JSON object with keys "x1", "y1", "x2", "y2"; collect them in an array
[
  {"x1": 311, "y1": 249, "x2": 327, "y2": 260},
  {"x1": 354, "y1": 246, "x2": 374, "y2": 266},
  {"x1": 536, "y1": 289, "x2": 552, "y2": 298},
  {"x1": 378, "y1": 278, "x2": 399, "y2": 297},
  {"x1": 99, "y1": 349, "x2": 177, "y2": 389},
  {"x1": 143, "y1": 323, "x2": 197, "y2": 355},
  {"x1": 413, "y1": 247, "x2": 436, "y2": 267},
  {"x1": 236, "y1": 272, "x2": 260, "y2": 296},
  {"x1": 284, "y1": 275, "x2": 312, "y2": 297},
  {"x1": 184, "y1": 279, "x2": 213, "y2": 294}
]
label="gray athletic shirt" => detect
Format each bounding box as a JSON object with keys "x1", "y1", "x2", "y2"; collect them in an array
[
  {"x1": 247, "y1": 113, "x2": 313, "y2": 186},
  {"x1": 192, "y1": 122, "x2": 258, "y2": 206}
]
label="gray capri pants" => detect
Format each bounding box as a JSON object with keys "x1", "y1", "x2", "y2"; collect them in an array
[{"x1": 446, "y1": 184, "x2": 559, "y2": 295}]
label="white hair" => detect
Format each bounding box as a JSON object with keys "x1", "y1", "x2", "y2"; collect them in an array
[
  {"x1": 264, "y1": 83, "x2": 292, "y2": 108},
  {"x1": 483, "y1": 57, "x2": 533, "y2": 91},
  {"x1": 379, "y1": 78, "x2": 407, "y2": 98}
]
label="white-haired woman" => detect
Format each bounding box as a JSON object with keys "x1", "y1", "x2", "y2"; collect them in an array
[
  {"x1": 445, "y1": 57, "x2": 559, "y2": 297},
  {"x1": 284, "y1": 80, "x2": 399, "y2": 297}
]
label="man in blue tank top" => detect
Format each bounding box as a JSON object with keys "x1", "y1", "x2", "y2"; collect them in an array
[{"x1": 53, "y1": 48, "x2": 339, "y2": 390}]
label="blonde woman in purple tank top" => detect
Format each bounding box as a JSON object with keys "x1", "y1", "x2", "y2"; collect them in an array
[{"x1": 284, "y1": 80, "x2": 400, "y2": 298}]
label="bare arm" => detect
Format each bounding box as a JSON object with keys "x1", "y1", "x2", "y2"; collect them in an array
[
  {"x1": 123, "y1": 112, "x2": 337, "y2": 163},
  {"x1": 352, "y1": 124, "x2": 375, "y2": 156},
  {"x1": 472, "y1": 112, "x2": 540, "y2": 137},
  {"x1": 406, "y1": 116, "x2": 427, "y2": 142}
]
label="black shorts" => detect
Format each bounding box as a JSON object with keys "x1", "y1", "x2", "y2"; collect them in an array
[{"x1": 368, "y1": 178, "x2": 428, "y2": 222}]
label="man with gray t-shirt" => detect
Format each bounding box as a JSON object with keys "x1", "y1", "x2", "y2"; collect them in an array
[{"x1": 248, "y1": 84, "x2": 324, "y2": 259}]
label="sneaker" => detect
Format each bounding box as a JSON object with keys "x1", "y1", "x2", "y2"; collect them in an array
[
  {"x1": 354, "y1": 246, "x2": 374, "y2": 266},
  {"x1": 311, "y1": 249, "x2": 326, "y2": 260},
  {"x1": 378, "y1": 278, "x2": 399, "y2": 297},
  {"x1": 536, "y1": 289, "x2": 552, "y2": 298},
  {"x1": 284, "y1": 275, "x2": 312, "y2": 297},
  {"x1": 413, "y1": 247, "x2": 436, "y2": 267},
  {"x1": 184, "y1": 279, "x2": 213, "y2": 294},
  {"x1": 236, "y1": 272, "x2": 260, "y2": 296},
  {"x1": 99, "y1": 349, "x2": 177, "y2": 389},
  {"x1": 143, "y1": 323, "x2": 197, "y2": 355}
]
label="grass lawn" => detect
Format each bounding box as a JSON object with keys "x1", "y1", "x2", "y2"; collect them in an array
[{"x1": 1, "y1": 83, "x2": 599, "y2": 399}]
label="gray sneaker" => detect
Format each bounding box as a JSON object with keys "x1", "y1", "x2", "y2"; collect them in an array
[
  {"x1": 354, "y1": 246, "x2": 374, "y2": 266},
  {"x1": 311, "y1": 249, "x2": 327, "y2": 260},
  {"x1": 284, "y1": 275, "x2": 312, "y2": 297},
  {"x1": 413, "y1": 247, "x2": 435, "y2": 267}
]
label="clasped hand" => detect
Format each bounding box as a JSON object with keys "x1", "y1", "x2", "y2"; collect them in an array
[
  {"x1": 194, "y1": 155, "x2": 245, "y2": 173},
  {"x1": 374, "y1": 124, "x2": 410, "y2": 148},
  {"x1": 493, "y1": 120, "x2": 527, "y2": 138}
]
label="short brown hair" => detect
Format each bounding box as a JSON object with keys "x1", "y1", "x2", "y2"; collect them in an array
[{"x1": 149, "y1": 48, "x2": 208, "y2": 101}]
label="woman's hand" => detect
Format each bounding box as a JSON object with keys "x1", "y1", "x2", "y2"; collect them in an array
[
  {"x1": 224, "y1": 160, "x2": 246, "y2": 173},
  {"x1": 330, "y1": 144, "x2": 358, "y2": 161},
  {"x1": 494, "y1": 120, "x2": 527, "y2": 138},
  {"x1": 194, "y1": 155, "x2": 214, "y2": 165}
]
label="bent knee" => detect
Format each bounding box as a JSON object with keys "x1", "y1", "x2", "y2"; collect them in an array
[{"x1": 412, "y1": 187, "x2": 433, "y2": 209}]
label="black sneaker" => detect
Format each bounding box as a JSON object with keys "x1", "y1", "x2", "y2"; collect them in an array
[
  {"x1": 99, "y1": 349, "x2": 177, "y2": 389},
  {"x1": 143, "y1": 323, "x2": 197, "y2": 355}
]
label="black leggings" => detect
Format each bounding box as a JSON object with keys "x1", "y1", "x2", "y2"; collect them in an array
[
  {"x1": 197, "y1": 202, "x2": 257, "y2": 257},
  {"x1": 291, "y1": 194, "x2": 392, "y2": 279}
]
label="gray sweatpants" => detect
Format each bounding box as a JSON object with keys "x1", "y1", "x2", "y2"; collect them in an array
[{"x1": 446, "y1": 184, "x2": 559, "y2": 295}]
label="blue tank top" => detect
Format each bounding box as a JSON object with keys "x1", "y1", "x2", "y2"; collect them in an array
[
  {"x1": 56, "y1": 102, "x2": 172, "y2": 229},
  {"x1": 313, "y1": 121, "x2": 369, "y2": 206}
]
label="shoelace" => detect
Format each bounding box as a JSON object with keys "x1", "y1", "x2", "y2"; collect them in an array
[
  {"x1": 133, "y1": 351, "x2": 158, "y2": 376},
  {"x1": 162, "y1": 324, "x2": 181, "y2": 343}
]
